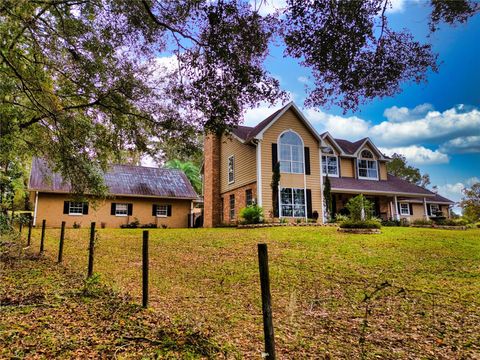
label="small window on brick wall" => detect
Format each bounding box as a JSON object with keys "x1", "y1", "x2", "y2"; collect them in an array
[
  {"x1": 229, "y1": 194, "x2": 235, "y2": 220},
  {"x1": 246, "y1": 189, "x2": 253, "y2": 206}
]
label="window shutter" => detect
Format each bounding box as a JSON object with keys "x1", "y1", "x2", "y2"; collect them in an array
[
  {"x1": 272, "y1": 143, "x2": 278, "y2": 171},
  {"x1": 111, "y1": 203, "x2": 116, "y2": 215},
  {"x1": 63, "y1": 201, "x2": 69, "y2": 214},
  {"x1": 306, "y1": 189, "x2": 312, "y2": 218},
  {"x1": 427, "y1": 204, "x2": 431, "y2": 216},
  {"x1": 167, "y1": 205, "x2": 172, "y2": 217},
  {"x1": 152, "y1": 204, "x2": 157, "y2": 216},
  {"x1": 409, "y1": 203, "x2": 413, "y2": 215},
  {"x1": 304, "y1": 147, "x2": 311, "y2": 175},
  {"x1": 82, "y1": 202, "x2": 89, "y2": 215},
  {"x1": 127, "y1": 203, "x2": 133, "y2": 216}
]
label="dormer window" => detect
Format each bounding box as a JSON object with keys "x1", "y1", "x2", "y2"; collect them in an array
[
  {"x1": 279, "y1": 131, "x2": 304, "y2": 174},
  {"x1": 322, "y1": 155, "x2": 338, "y2": 176},
  {"x1": 357, "y1": 149, "x2": 378, "y2": 180}
]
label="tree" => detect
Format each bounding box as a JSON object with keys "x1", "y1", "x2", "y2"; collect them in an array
[
  {"x1": 1, "y1": 0, "x2": 478, "y2": 196},
  {"x1": 346, "y1": 194, "x2": 374, "y2": 222},
  {"x1": 460, "y1": 183, "x2": 480, "y2": 223},
  {"x1": 323, "y1": 175, "x2": 332, "y2": 220},
  {"x1": 387, "y1": 153, "x2": 431, "y2": 188},
  {"x1": 164, "y1": 160, "x2": 202, "y2": 195},
  {"x1": 271, "y1": 162, "x2": 280, "y2": 218}
]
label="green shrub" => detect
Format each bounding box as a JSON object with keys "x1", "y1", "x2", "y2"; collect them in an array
[
  {"x1": 239, "y1": 205, "x2": 264, "y2": 224},
  {"x1": 381, "y1": 218, "x2": 401, "y2": 227},
  {"x1": 453, "y1": 218, "x2": 469, "y2": 226},
  {"x1": 345, "y1": 194, "x2": 374, "y2": 221},
  {"x1": 476, "y1": 222, "x2": 480, "y2": 228},
  {"x1": 339, "y1": 218, "x2": 381, "y2": 229},
  {"x1": 334, "y1": 214, "x2": 349, "y2": 223},
  {"x1": 412, "y1": 219, "x2": 433, "y2": 226}
]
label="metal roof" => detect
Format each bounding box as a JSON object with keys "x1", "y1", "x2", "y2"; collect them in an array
[{"x1": 29, "y1": 158, "x2": 198, "y2": 199}]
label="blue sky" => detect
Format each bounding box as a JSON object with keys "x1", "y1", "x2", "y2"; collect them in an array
[{"x1": 243, "y1": 0, "x2": 480, "y2": 205}]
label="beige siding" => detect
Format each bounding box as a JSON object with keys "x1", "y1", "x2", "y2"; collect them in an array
[
  {"x1": 220, "y1": 134, "x2": 257, "y2": 194},
  {"x1": 379, "y1": 162, "x2": 388, "y2": 180},
  {"x1": 34, "y1": 193, "x2": 192, "y2": 228},
  {"x1": 259, "y1": 109, "x2": 322, "y2": 220},
  {"x1": 340, "y1": 157, "x2": 354, "y2": 178}
]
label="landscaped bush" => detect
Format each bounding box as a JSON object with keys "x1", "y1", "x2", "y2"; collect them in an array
[
  {"x1": 339, "y1": 218, "x2": 381, "y2": 229},
  {"x1": 334, "y1": 214, "x2": 349, "y2": 223},
  {"x1": 337, "y1": 194, "x2": 382, "y2": 230},
  {"x1": 381, "y1": 218, "x2": 401, "y2": 227},
  {"x1": 239, "y1": 205, "x2": 264, "y2": 224},
  {"x1": 452, "y1": 218, "x2": 469, "y2": 226},
  {"x1": 412, "y1": 219, "x2": 433, "y2": 226},
  {"x1": 120, "y1": 219, "x2": 140, "y2": 228},
  {"x1": 476, "y1": 222, "x2": 480, "y2": 228}
]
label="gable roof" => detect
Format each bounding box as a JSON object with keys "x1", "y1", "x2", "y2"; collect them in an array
[
  {"x1": 29, "y1": 158, "x2": 198, "y2": 199},
  {"x1": 329, "y1": 174, "x2": 452, "y2": 200},
  {"x1": 232, "y1": 102, "x2": 323, "y2": 143}
]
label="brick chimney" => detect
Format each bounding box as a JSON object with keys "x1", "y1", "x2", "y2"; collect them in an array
[{"x1": 203, "y1": 133, "x2": 222, "y2": 227}]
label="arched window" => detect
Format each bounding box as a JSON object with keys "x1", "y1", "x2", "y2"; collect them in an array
[
  {"x1": 357, "y1": 149, "x2": 378, "y2": 179},
  {"x1": 361, "y1": 150, "x2": 374, "y2": 159},
  {"x1": 279, "y1": 131, "x2": 304, "y2": 173}
]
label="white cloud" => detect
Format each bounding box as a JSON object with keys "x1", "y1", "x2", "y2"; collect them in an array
[
  {"x1": 379, "y1": 145, "x2": 449, "y2": 165},
  {"x1": 250, "y1": 0, "x2": 287, "y2": 16},
  {"x1": 383, "y1": 103, "x2": 434, "y2": 123},
  {"x1": 297, "y1": 76, "x2": 309, "y2": 84},
  {"x1": 370, "y1": 106, "x2": 480, "y2": 147},
  {"x1": 436, "y1": 177, "x2": 479, "y2": 203},
  {"x1": 304, "y1": 108, "x2": 371, "y2": 140},
  {"x1": 439, "y1": 136, "x2": 480, "y2": 154}
]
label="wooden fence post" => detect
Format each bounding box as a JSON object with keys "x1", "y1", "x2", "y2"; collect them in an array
[
  {"x1": 258, "y1": 243, "x2": 276, "y2": 359},
  {"x1": 27, "y1": 219, "x2": 32, "y2": 246},
  {"x1": 19, "y1": 222, "x2": 23, "y2": 235},
  {"x1": 58, "y1": 221, "x2": 66, "y2": 263},
  {"x1": 142, "y1": 230, "x2": 149, "y2": 308},
  {"x1": 87, "y1": 222, "x2": 96, "y2": 278},
  {"x1": 39, "y1": 219, "x2": 46, "y2": 254}
]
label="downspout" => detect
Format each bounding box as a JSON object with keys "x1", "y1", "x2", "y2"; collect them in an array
[
  {"x1": 256, "y1": 140, "x2": 263, "y2": 207},
  {"x1": 319, "y1": 148, "x2": 324, "y2": 224},
  {"x1": 33, "y1": 191, "x2": 39, "y2": 226},
  {"x1": 423, "y1": 197, "x2": 428, "y2": 220}
]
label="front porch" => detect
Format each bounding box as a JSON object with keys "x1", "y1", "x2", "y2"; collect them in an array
[{"x1": 330, "y1": 192, "x2": 433, "y2": 222}]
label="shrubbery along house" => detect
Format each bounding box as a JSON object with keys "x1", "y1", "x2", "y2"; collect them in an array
[
  {"x1": 29, "y1": 158, "x2": 199, "y2": 228},
  {"x1": 203, "y1": 102, "x2": 453, "y2": 227}
]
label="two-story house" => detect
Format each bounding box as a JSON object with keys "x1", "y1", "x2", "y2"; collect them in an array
[{"x1": 203, "y1": 102, "x2": 453, "y2": 227}]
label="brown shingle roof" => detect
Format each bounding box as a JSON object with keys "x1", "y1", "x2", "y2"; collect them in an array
[
  {"x1": 29, "y1": 158, "x2": 198, "y2": 199},
  {"x1": 335, "y1": 138, "x2": 368, "y2": 155},
  {"x1": 232, "y1": 104, "x2": 290, "y2": 142},
  {"x1": 329, "y1": 174, "x2": 449, "y2": 198}
]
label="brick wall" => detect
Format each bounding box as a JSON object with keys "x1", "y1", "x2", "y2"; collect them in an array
[
  {"x1": 203, "y1": 133, "x2": 222, "y2": 227},
  {"x1": 221, "y1": 182, "x2": 257, "y2": 224}
]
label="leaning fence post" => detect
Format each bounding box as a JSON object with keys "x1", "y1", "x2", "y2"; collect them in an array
[
  {"x1": 27, "y1": 220, "x2": 32, "y2": 246},
  {"x1": 87, "y1": 222, "x2": 96, "y2": 278},
  {"x1": 142, "y1": 230, "x2": 149, "y2": 308},
  {"x1": 258, "y1": 243, "x2": 276, "y2": 359},
  {"x1": 39, "y1": 219, "x2": 46, "y2": 254},
  {"x1": 58, "y1": 221, "x2": 66, "y2": 263}
]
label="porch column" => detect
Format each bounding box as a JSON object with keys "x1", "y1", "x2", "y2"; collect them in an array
[
  {"x1": 394, "y1": 195, "x2": 399, "y2": 220},
  {"x1": 423, "y1": 197, "x2": 429, "y2": 220}
]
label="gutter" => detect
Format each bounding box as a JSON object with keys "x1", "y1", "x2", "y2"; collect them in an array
[{"x1": 331, "y1": 188, "x2": 436, "y2": 197}]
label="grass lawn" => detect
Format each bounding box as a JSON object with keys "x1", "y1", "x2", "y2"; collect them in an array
[{"x1": 15, "y1": 226, "x2": 480, "y2": 358}]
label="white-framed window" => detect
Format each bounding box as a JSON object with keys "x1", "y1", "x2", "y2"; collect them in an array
[
  {"x1": 69, "y1": 202, "x2": 84, "y2": 215},
  {"x1": 322, "y1": 155, "x2": 338, "y2": 176},
  {"x1": 357, "y1": 150, "x2": 378, "y2": 180},
  {"x1": 399, "y1": 203, "x2": 411, "y2": 216},
  {"x1": 280, "y1": 188, "x2": 305, "y2": 217},
  {"x1": 156, "y1": 205, "x2": 168, "y2": 217},
  {"x1": 228, "y1": 155, "x2": 235, "y2": 184},
  {"x1": 279, "y1": 131, "x2": 304, "y2": 174},
  {"x1": 115, "y1": 203, "x2": 128, "y2": 216},
  {"x1": 429, "y1": 204, "x2": 440, "y2": 215}
]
